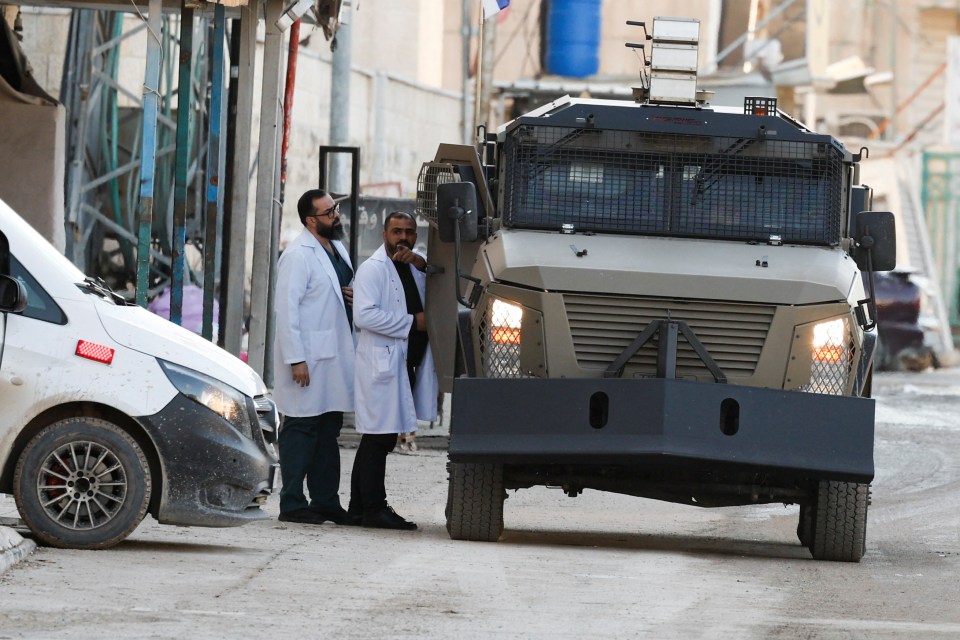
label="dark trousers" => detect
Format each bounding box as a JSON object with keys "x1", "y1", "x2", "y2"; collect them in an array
[
  {"x1": 278, "y1": 412, "x2": 343, "y2": 513},
  {"x1": 349, "y1": 433, "x2": 397, "y2": 516}
]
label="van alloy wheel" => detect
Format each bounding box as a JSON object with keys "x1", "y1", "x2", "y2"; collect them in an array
[{"x1": 14, "y1": 418, "x2": 151, "y2": 549}]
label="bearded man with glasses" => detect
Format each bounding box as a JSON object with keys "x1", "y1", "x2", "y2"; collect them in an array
[{"x1": 272, "y1": 189, "x2": 358, "y2": 526}]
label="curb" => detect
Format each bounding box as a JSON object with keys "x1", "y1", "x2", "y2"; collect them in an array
[{"x1": 0, "y1": 526, "x2": 36, "y2": 575}]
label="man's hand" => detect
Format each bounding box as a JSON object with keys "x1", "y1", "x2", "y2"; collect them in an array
[
  {"x1": 415, "y1": 311, "x2": 426, "y2": 332},
  {"x1": 342, "y1": 285, "x2": 353, "y2": 306},
  {"x1": 392, "y1": 245, "x2": 426, "y2": 272},
  {"x1": 291, "y1": 362, "x2": 310, "y2": 387}
]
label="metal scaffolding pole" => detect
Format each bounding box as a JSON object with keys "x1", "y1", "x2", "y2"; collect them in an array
[
  {"x1": 247, "y1": 0, "x2": 285, "y2": 378},
  {"x1": 222, "y1": 2, "x2": 258, "y2": 356},
  {"x1": 172, "y1": 4, "x2": 195, "y2": 324},
  {"x1": 135, "y1": 0, "x2": 163, "y2": 307},
  {"x1": 202, "y1": 3, "x2": 226, "y2": 341}
]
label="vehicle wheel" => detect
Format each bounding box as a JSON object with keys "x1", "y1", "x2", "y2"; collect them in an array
[
  {"x1": 13, "y1": 417, "x2": 151, "y2": 550},
  {"x1": 446, "y1": 461, "x2": 505, "y2": 542},
  {"x1": 809, "y1": 480, "x2": 869, "y2": 562},
  {"x1": 861, "y1": 366, "x2": 873, "y2": 399},
  {"x1": 874, "y1": 340, "x2": 890, "y2": 371},
  {"x1": 797, "y1": 503, "x2": 814, "y2": 549}
]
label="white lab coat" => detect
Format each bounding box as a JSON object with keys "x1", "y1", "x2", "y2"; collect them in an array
[
  {"x1": 272, "y1": 229, "x2": 354, "y2": 417},
  {"x1": 353, "y1": 244, "x2": 438, "y2": 434}
]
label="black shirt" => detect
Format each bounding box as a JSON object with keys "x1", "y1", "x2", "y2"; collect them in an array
[{"x1": 391, "y1": 258, "x2": 428, "y2": 388}]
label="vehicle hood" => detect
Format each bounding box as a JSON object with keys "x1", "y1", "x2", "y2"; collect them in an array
[
  {"x1": 483, "y1": 230, "x2": 862, "y2": 306},
  {"x1": 95, "y1": 303, "x2": 266, "y2": 397}
]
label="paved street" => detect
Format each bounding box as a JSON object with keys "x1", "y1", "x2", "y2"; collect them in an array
[{"x1": 2, "y1": 370, "x2": 960, "y2": 638}]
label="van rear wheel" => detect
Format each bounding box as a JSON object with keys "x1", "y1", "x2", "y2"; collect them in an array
[
  {"x1": 13, "y1": 417, "x2": 151, "y2": 550},
  {"x1": 446, "y1": 462, "x2": 505, "y2": 542}
]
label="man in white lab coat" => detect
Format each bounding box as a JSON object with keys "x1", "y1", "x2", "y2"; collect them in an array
[
  {"x1": 273, "y1": 189, "x2": 356, "y2": 525},
  {"x1": 349, "y1": 211, "x2": 438, "y2": 530}
]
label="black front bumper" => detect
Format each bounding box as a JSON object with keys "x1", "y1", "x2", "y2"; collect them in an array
[
  {"x1": 449, "y1": 377, "x2": 875, "y2": 483},
  {"x1": 138, "y1": 394, "x2": 278, "y2": 527}
]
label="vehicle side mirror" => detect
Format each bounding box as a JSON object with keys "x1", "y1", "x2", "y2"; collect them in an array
[
  {"x1": 854, "y1": 211, "x2": 896, "y2": 272},
  {"x1": 437, "y1": 182, "x2": 479, "y2": 243},
  {"x1": 0, "y1": 275, "x2": 28, "y2": 313}
]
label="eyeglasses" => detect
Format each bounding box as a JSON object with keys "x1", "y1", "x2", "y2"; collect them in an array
[{"x1": 311, "y1": 204, "x2": 340, "y2": 219}]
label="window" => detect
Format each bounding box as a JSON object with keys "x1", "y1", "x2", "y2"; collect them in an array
[
  {"x1": 9, "y1": 255, "x2": 67, "y2": 325},
  {"x1": 503, "y1": 125, "x2": 843, "y2": 244}
]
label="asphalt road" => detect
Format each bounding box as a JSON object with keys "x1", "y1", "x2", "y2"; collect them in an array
[{"x1": 2, "y1": 369, "x2": 960, "y2": 639}]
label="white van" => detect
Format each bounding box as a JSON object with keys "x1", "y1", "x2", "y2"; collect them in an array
[{"x1": 0, "y1": 198, "x2": 278, "y2": 549}]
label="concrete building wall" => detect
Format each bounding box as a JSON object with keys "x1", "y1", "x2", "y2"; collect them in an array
[{"x1": 1, "y1": 7, "x2": 70, "y2": 100}]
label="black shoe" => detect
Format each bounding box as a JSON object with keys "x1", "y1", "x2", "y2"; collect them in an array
[
  {"x1": 361, "y1": 506, "x2": 417, "y2": 531},
  {"x1": 278, "y1": 508, "x2": 328, "y2": 525},
  {"x1": 311, "y1": 506, "x2": 360, "y2": 526}
]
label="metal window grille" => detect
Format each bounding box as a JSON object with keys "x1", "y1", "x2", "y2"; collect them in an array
[
  {"x1": 801, "y1": 317, "x2": 854, "y2": 395},
  {"x1": 415, "y1": 162, "x2": 459, "y2": 227},
  {"x1": 479, "y1": 297, "x2": 526, "y2": 378},
  {"x1": 502, "y1": 125, "x2": 844, "y2": 245}
]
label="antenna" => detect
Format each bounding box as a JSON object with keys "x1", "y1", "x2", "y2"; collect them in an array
[{"x1": 625, "y1": 20, "x2": 652, "y2": 98}]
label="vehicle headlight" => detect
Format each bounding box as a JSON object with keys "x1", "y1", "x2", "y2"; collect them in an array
[
  {"x1": 491, "y1": 299, "x2": 523, "y2": 345},
  {"x1": 159, "y1": 360, "x2": 254, "y2": 439},
  {"x1": 812, "y1": 318, "x2": 846, "y2": 363},
  {"x1": 480, "y1": 298, "x2": 525, "y2": 378},
  {"x1": 807, "y1": 317, "x2": 852, "y2": 395}
]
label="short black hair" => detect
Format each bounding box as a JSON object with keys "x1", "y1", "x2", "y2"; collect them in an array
[
  {"x1": 383, "y1": 210, "x2": 416, "y2": 231},
  {"x1": 297, "y1": 189, "x2": 329, "y2": 226}
]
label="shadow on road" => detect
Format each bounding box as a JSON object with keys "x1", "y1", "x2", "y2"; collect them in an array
[
  {"x1": 497, "y1": 528, "x2": 812, "y2": 561},
  {"x1": 113, "y1": 539, "x2": 250, "y2": 555}
]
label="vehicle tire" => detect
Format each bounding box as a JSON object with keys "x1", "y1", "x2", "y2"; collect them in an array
[
  {"x1": 797, "y1": 502, "x2": 814, "y2": 549},
  {"x1": 875, "y1": 340, "x2": 890, "y2": 372},
  {"x1": 810, "y1": 480, "x2": 869, "y2": 562},
  {"x1": 861, "y1": 366, "x2": 873, "y2": 399},
  {"x1": 446, "y1": 461, "x2": 505, "y2": 542},
  {"x1": 13, "y1": 417, "x2": 151, "y2": 550}
]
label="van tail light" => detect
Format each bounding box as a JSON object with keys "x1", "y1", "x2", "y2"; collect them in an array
[{"x1": 76, "y1": 340, "x2": 115, "y2": 365}]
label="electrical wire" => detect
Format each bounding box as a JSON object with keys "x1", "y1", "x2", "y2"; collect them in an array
[{"x1": 127, "y1": 0, "x2": 165, "y2": 98}]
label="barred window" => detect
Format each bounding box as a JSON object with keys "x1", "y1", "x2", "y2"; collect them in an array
[{"x1": 502, "y1": 126, "x2": 844, "y2": 245}]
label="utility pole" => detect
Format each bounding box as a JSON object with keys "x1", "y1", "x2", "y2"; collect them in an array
[
  {"x1": 461, "y1": 0, "x2": 473, "y2": 144},
  {"x1": 478, "y1": 11, "x2": 497, "y2": 133},
  {"x1": 328, "y1": 3, "x2": 353, "y2": 194}
]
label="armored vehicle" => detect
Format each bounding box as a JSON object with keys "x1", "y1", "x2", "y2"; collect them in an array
[{"x1": 417, "y1": 17, "x2": 895, "y2": 562}]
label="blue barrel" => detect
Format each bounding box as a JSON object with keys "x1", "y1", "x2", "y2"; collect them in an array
[{"x1": 545, "y1": 0, "x2": 602, "y2": 78}]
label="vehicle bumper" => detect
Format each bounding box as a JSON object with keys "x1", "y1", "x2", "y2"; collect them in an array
[
  {"x1": 449, "y1": 377, "x2": 875, "y2": 483},
  {"x1": 138, "y1": 395, "x2": 278, "y2": 527}
]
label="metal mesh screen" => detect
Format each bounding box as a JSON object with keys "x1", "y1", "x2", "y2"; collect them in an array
[
  {"x1": 479, "y1": 297, "x2": 526, "y2": 378},
  {"x1": 801, "y1": 317, "x2": 853, "y2": 395},
  {"x1": 416, "y1": 162, "x2": 458, "y2": 227},
  {"x1": 503, "y1": 125, "x2": 844, "y2": 245}
]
